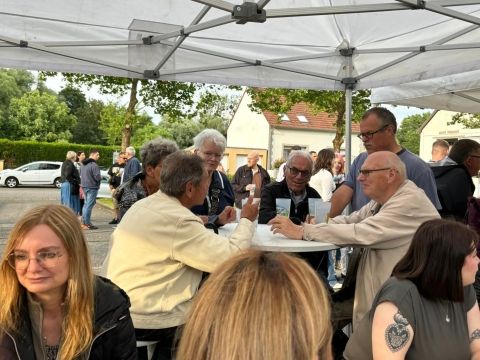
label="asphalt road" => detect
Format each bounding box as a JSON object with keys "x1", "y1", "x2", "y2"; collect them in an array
[{"x1": 0, "y1": 186, "x2": 115, "y2": 270}]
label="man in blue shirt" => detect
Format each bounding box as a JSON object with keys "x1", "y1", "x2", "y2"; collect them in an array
[{"x1": 330, "y1": 107, "x2": 440, "y2": 217}]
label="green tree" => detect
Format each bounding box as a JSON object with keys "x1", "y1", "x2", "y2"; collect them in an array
[
  {"x1": 130, "y1": 122, "x2": 171, "y2": 148},
  {"x1": 58, "y1": 86, "x2": 87, "y2": 114},
  {"x1": 99, "y1": 103, "x2": 153, "y2": 147},
  {"x1": 41, "y1": 72, "x2": 230, "y2": 149},
  {"x1": 7, "y1": 91, "x2": 76, "y2": 142},
  {"x1": 158, "y1": 115, "x2": 201, "y2": 149},
  {"x1": 448, "y1": 113, "x2": 480, "y2": 128},
  {"x1": 0, "y1": 69, "x2": 35, "y2": 135},
  {"x1": 246, "y1": 88, "x2": 371, "y2": 152},
  {"x1": 397, "y1": 112, "x2": 431, "y2": 155},
  {"x1": 72, "y1": 100, "x2": 107, "y2": 145}
]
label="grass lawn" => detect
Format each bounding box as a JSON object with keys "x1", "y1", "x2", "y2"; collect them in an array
[{"x1": 97, "y1": 198, "x2": 113, "y2": 209}]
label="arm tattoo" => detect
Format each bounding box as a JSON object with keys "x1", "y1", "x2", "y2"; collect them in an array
[
  {"x1": 385, "y1": 311, "x2": 410, "y2": 352},
  {"x1": 470, "y1": 329, "x2": 480, "y2": 342}
]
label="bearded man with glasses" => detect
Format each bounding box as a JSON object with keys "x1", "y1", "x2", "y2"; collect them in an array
[{"x1": 330, "y1": 107, "x2": 440, "y2": 218}]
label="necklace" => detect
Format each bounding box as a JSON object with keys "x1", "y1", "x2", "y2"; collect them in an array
[{"x1": 444, "y1": 302, "x2": 450, "y2": 323}]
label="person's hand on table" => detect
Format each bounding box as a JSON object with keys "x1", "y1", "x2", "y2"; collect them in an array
[
  {"x1": 268, "y1": 215, "x2": 304, "y2": 240},
  {"x1": 240, "y1": 196, "x2": 259, "y2": 222},
  {"x1": 217, "y1": 206, "x2": 236, "y2": 225}
]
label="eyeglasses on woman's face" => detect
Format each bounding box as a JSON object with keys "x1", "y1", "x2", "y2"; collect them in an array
[{"x1": 7, "y1": 251, "x2": 63, "y2": 270}]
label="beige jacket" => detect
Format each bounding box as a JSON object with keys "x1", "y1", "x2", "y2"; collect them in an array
[
  {"x1": 103, "y1": 191, "x2": 254, "y2": 329},
  {"x1": 303, "y1": 180, "x2": 440, "y2": 327}
]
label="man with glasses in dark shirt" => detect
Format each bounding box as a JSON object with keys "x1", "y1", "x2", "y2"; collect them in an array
[
  {"x1": 259, "y1": 150, "x2": 326, "y2": 277},
  {"x1": 330, "y1": 107, "x2": 440, "y2": 217}
]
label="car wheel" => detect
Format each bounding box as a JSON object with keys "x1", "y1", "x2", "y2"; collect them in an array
[
  {"x1": 54, "y1": 178, "x2": 62, "y2": 189},
  {"x1": 5, "y1": 177, "x2": 18, "y2": 188}
]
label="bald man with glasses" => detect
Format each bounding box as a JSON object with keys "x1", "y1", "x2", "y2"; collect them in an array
[
  {"x1": 269, "y1": 151, "x2": 440, "y2": 329},
  {"x1": 330, "y1": 107, "x2": 440, "y2": 217}
]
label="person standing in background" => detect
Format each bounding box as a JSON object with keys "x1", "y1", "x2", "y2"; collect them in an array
[
  {"x1": 310, "y1": 148, "x2": 340, "y2": 289},
  {"x1": 75, "y1": 151, "x2": 86, "y2": 216},
  {"x1": 232, "y1": 150, "x2": 270, "y2": 208},
  {"x1": 81, "y1": 150, "x2": 101, "y2": 230},
  {"x1": 122, "y1": 146, "x2": 142, "y2": 184},
  {"x1": 332, "y1": 153, "x2": 345, "y2": 189},
  {"x1": 430, "y1": 139, "x2": 450, "y2": 163},
  {"x1": 60, "y1": 150, "x2": 81, "y2": 215},
  {"x1": 107, "y1": 151, "x2": 127, "y2": 225}
]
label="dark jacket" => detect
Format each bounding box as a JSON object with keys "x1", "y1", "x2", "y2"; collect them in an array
[
  {"x1": 122, "y1": 157, "x2": 142, "y2": 184},
  {"x1": 0, "y1": 276, "x2": 137, "y2": 360},
  {"x1": 108, "y1": 162, "x2": 125, "y2": 189},
  {"x1": 115, "y1": 172, "x2": 146, "y2": 220},
  {"x1": 258, "y1": 179, "x2": 320, "y2": 224},
  {"x1": 431, "y1": 164, "x2": 475, "y2": 221},
  {"x1": 81, "y1": 158, "x2": 101, "y2": 189},
  {"x1": 191, "y1": 170, "x2": 234, "y2": 226},
  {"x1": 231, "y1": 164, "x2": 271, "y2": 208},
  {"x1": 60, "y1": 160, "x2": 80, "y2": 185}
]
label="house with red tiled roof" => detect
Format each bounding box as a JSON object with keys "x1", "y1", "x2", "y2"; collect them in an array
[{"x1": 224, "y1": 92, "x2": 364, "y2": 174}]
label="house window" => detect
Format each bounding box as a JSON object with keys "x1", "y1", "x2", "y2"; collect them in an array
[
  {"x1": 280, "y1": 114, "x2": 289, "y2": 121},
  {"x1": 297, "y1": 115, "x2": 308, "y2": 123},
  {"x1": 282, "y1": 145, "x2": 306, "y2": 160}
]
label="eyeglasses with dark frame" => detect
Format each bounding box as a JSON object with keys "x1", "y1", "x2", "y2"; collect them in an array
[
  {"x1": 7, "y1": 251, "x2": 63, "y2": 270},
  {"x1": 287, "y1": 166, "x2": 312, "y2": 178},
  {"x1": 199, "y1": 150, "x2": 223, "y2": 160},
  {"x1": 358, "y1": 167, "x2": 392, "y2": 177},
  {"x1": 357, "y1": 124, "x2": 389, "y2": 140}
]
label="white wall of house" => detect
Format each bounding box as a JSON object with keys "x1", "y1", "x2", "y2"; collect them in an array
[
  {"x1": 420, "y1": 110, "x2": 480, "y2": 161},
  {"x1": 226, "y1": 93, "x2": 270, "y2": 150},
  {"x1": 271, "y1": 128, "x2": 364, "y2": 164}
]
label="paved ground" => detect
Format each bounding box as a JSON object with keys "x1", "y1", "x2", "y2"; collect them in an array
[{"x1": 0, "y1": 186, "x2": 116, "y2": 270}]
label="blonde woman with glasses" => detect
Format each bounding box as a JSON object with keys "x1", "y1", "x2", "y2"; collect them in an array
[
  {"x1": 177, "y1": 250, "x2": 333, "y2": 360},
  {"x1": 0, "y1": 205, "x2": 137, "y2": 359}
]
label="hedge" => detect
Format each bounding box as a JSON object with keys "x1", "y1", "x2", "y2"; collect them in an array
[{"x1": 0, "y1": 139, "x2": 119, "y2": 169}]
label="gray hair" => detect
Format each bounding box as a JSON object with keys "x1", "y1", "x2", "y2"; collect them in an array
[
  {"x1": 193, "y1": 129, "x2": 226, "y2": 152},
  {"x1": 126, "y1": 146, "x2": 136, "y2": 156},
  {"x1": 286, "y1": 150, "x2": 313, "y2": 169},
  {"x1": 160, "y1": 151, "x2": 205, "y2": 198},
  {"x1": 66, "y1": 151, "x2": 77, "y2": 161},
  {"x1": 140, "y1": 137, "x2": 179, "y2": 173}
]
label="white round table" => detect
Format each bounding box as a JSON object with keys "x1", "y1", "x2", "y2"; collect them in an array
[{"x1": 218, "y1": 223, "x2": 338, "y2": 252}]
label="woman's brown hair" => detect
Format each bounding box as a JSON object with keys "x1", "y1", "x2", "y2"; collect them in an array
[
  {"x1": 393, "y1": 219, "x2": 478, "y2": 302},
  {"x1": 177, "y1": 250, "x2": 333, "y2": 360},
  {"x1": 314, "y1": 148, "x2": 335, "y2": 175}
]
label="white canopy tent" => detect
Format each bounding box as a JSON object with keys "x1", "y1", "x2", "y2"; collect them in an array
[
  {"x1": 371, "y1": 70, "x2": 480, "y2": 113},
  {"x1": 2, "y1": 0, "x2": 480, "y2": 164}
]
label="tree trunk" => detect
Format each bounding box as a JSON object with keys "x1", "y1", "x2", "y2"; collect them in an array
[
  {"x1": 332, "y1": 93, "x2": 346, "y2": 153},
  {"x1": 121, "y1": 79, "x2": 139, "y2": 150}
]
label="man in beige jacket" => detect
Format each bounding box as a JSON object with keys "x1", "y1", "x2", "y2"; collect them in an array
[
  {"x1": 269, "y1": 152, "x2": 440, "y2": 328},
  {"x1": 103, "y1": 151, "x2": 258, "y2": 359}
]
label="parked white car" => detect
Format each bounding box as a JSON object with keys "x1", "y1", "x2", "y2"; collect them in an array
[
  {"x1": 0, "y1": 161, "x2": 62, "y2": 188},
  {"x1": 97, "y1": 170, "x2": 112, "y2": 199}
]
